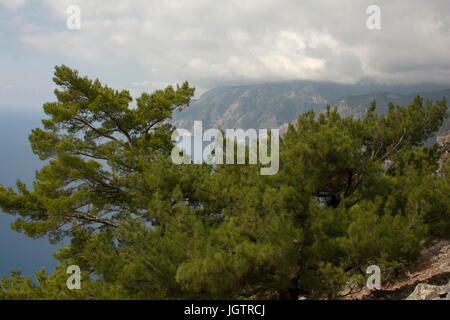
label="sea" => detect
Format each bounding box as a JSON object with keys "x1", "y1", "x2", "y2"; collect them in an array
[{"x1": 0, "y1": 107, "x2": 60, "y2": 279}]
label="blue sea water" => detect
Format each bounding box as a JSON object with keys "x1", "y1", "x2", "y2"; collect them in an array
[{"x1": 0, "y1": 108, "x2": 60, "y2": 278}]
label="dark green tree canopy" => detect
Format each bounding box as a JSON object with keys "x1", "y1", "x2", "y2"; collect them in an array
[{"x1": 0, "y1": 66, "x2": 448, "y2": 300}]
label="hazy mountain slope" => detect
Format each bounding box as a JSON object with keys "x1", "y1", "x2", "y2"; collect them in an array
[
  {"x1": 332, "y1": 89, "x2": 450, "y2": 117},
  {"x1": 173, "y1": 82, "x2": 333, "y2": 130},
  {"x1": 325, "y1": 90, "x2": 450, "y2": 143},
  {"x1": 172, "y1": 81, "x2": 450, "y2": 133}
]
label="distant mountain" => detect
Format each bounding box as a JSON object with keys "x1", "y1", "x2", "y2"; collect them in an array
[
  {"x1": 330, "y1": 89, "x2": 450, "y2": 118},
  {"x1": 313, "y1": 90, "x2": 450, "y2": 144},
  {"x1": 173, "y1": 82, "x2": 330, "y2": 129},
  {"x1": 172, "y1": 82, "x2": 450, "y2": 144}
]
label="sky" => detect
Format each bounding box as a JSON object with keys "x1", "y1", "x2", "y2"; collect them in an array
[{"x1": 0, "y1": 0, "x2": 450, "y2": 109}]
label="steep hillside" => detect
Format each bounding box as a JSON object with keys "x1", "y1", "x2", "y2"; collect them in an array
[
  {"x1": 173, "y1": 81, "x2": 335, "y2": 130},
  {"x1": 277, "y1": 90, "x2": 450, "y2": 143},
  {"x1": 322, "y1": 90, "x2": 450, "y2": 144},
  {"x1": 342, "y1": 240, "x2": 450, "y2": 300},
  {"x1": 172, "y1": 82, "x2": 450, "y2": 143}
]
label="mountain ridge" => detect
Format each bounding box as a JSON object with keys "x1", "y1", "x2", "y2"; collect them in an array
[{"x1": 172, "y1": 81, "x2": 450, "y2": 143}]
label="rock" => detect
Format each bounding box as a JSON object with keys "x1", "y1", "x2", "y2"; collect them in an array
[
  {"x1": 343, "y1": 240, "x2": 450, "y2": 300},
  {"x1": 406, "y1": 280, "x2": 450, "y2": 300},
  {"x1": 436, "y1": 131, "x2": 450, "y2": 172}
]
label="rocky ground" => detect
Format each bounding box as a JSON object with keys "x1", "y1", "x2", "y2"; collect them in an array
[{"x1": 342, "y1": 240, "x2": 450, "y2": 300}]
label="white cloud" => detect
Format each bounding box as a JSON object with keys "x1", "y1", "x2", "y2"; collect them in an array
[{"x1": 13, "y1": 0, "x2": 450, "y2": 87}]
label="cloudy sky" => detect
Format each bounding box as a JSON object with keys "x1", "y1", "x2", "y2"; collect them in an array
[{"x1": 1, "y1": 0, "x2": 450, "y2": 108}]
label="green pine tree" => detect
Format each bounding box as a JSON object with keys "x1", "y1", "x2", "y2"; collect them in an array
[{"x1": 0, "y1": 66, "x2": 448, "y2": 299}]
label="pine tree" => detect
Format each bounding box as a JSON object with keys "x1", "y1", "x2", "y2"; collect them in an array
[{"x1": 0, "y1": 66, "x2": 448, "y2": 299}]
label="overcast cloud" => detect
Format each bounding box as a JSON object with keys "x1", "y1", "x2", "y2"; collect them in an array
[{"x1": 1, "y1": 0, "x2": 450, "y2": 107}]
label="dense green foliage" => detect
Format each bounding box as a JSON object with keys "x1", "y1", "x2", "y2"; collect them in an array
[{"x1": 0, "y1": 66, "x2": 449, "y2": 299}]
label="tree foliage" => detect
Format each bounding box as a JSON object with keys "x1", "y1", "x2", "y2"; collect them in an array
[{"x1": 0, "y1": 66, "x2": 448, "y2": 299}]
